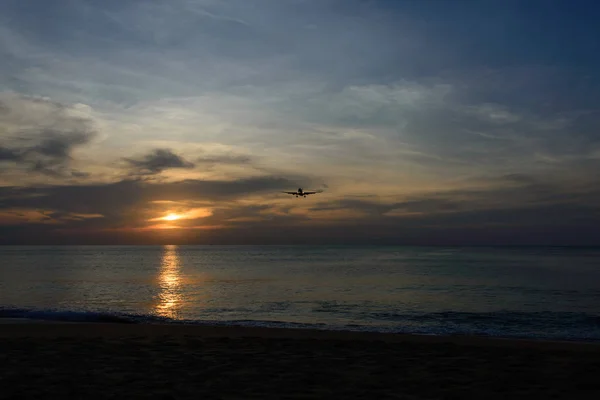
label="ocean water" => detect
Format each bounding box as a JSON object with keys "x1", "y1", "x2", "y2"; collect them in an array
[{"x1": 1, "y1": 245, "x2": 599, "y2": 341}]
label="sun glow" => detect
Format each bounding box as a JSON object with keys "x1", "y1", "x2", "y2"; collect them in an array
[
  {"x1": 147, "y1": 208, "x2": 213, "y2": 228},
  {"x1": 163, "y1": 213, "x2": 181, "y2": 221},
  {"x1": 149, "y1": 208, "x2": 213, "y2": 223}
]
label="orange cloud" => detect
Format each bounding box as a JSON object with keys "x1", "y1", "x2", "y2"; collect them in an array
[
  {"x1": 0, "y1": 209, "x2": 104, "y2": 224},
  {"x1": 148, "y1": 207, "x2": 213, "y2": 222}
]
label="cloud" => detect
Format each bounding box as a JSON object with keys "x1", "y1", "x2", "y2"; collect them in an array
[
  {"x1": 0, "y1": 146, "x2": 20, "y2": 161},
  {"x1": 309, "y1": 169, "x2": 600, "y2": 225},
  {"x1": 310, "y1": 196, "x2": 464, "y2": 217},
  {"x1": 498, "y1": 173, "x2": 538, "y2": 185},
  {"x1": 0, "y1": 92, "x2": 96, "y2": 177},
  {"x1": 123, "y1": 148, "x2": 195, "y2": 175},
  {"x1": 2, "y1": 166, "x2": 600, "y2": 245},
  {"x1": 192, "y1": 151, "x2": 255, "y2": 172},
  {"x1": 196, "y1": 154, "x2": 252, "y2": 166},
  {"x1": 309, "y1": 199, "x2": 395, "y2": 216},
  {"x1": 0, "y1": 175, "x2": 308, "y2": 226}
]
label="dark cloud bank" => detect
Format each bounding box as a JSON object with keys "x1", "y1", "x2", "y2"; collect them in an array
[
  {"x1": 123, "y1": 149, "x2": 195, "y2": 176},
  {"x1": 122, "y1": 148, "x2": 253, "y2": 177},
  {"x1": 1, "y1": 171, "x2": 600, "y2": 245},
  {"x1": 0, "y1": 94, "x2": 95, "y2": 177}
]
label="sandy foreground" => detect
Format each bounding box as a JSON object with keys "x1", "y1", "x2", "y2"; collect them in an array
[{"x1": 1, "y1": 320, "x2": 600, "y2": 399}]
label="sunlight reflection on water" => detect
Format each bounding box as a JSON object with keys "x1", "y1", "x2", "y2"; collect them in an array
[{"x1": 156, "y1": 245, "x2": 183, "y2": 318}]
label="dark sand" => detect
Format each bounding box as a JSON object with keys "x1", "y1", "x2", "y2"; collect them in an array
[{"x1": 1, "y1": 321, "x2": 600, "y2": 399}]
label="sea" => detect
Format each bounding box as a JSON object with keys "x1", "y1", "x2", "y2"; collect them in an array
[{"x1": 1, "y1": 245, "x2": 599, "y2": 342}]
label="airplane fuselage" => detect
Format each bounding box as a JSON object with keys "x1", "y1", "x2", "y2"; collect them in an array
[{"x1": 283, "y1": 187, "x2": 317, "y2": 198}]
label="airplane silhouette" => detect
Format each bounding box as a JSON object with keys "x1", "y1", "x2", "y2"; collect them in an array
[{"x1": 282, "y1": 188, "x2": 318, "y2": 198}]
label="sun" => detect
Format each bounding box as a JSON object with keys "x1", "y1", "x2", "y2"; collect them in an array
[
  {"x1": 163, "y1": 213, "x2": 181, "y2": 221},
  {"x1": 148, "y1": 208, "x2": 212, "y2": 224}
]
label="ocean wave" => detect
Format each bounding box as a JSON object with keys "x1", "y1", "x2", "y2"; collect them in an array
[
  {"x1": 1, "y1": 306, "x2": 599, "y2": 342},
  {"x1": 0, "y1": 308, "x2": 150, "y2": 324}
]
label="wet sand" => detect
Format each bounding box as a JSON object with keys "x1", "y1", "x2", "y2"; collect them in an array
[{"x1": 1, "y1": 321, "x2": 599, "y2": 399}]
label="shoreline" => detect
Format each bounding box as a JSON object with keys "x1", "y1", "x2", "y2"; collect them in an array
[{"x1": 2, "y1": 318, "x2": 600, "y2": 352}]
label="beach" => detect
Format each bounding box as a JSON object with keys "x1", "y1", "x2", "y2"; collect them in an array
[{"x1": 1, "y1": 321, "x2": 599, "y2": 399}]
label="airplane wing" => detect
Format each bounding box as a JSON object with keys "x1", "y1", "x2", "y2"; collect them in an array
[
  {"x1": 303, "y1": 191, "x2": 317, "y2": 195},
  {"x1": 282, "y1": 191, "x2": 298, "y2": 195}
]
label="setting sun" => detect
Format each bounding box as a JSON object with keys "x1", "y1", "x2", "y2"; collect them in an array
[{"x1": 148, "y1": 208, "x2": 213, "y2": 225}]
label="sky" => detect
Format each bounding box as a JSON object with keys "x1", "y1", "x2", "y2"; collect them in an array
[{"x1": 1, "y1": 0, "x2": 600, "y2": 245}]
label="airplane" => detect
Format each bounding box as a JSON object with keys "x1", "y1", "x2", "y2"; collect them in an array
[{"x1": 282, "y1": 188, "x2": 318, "y2": 198}]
